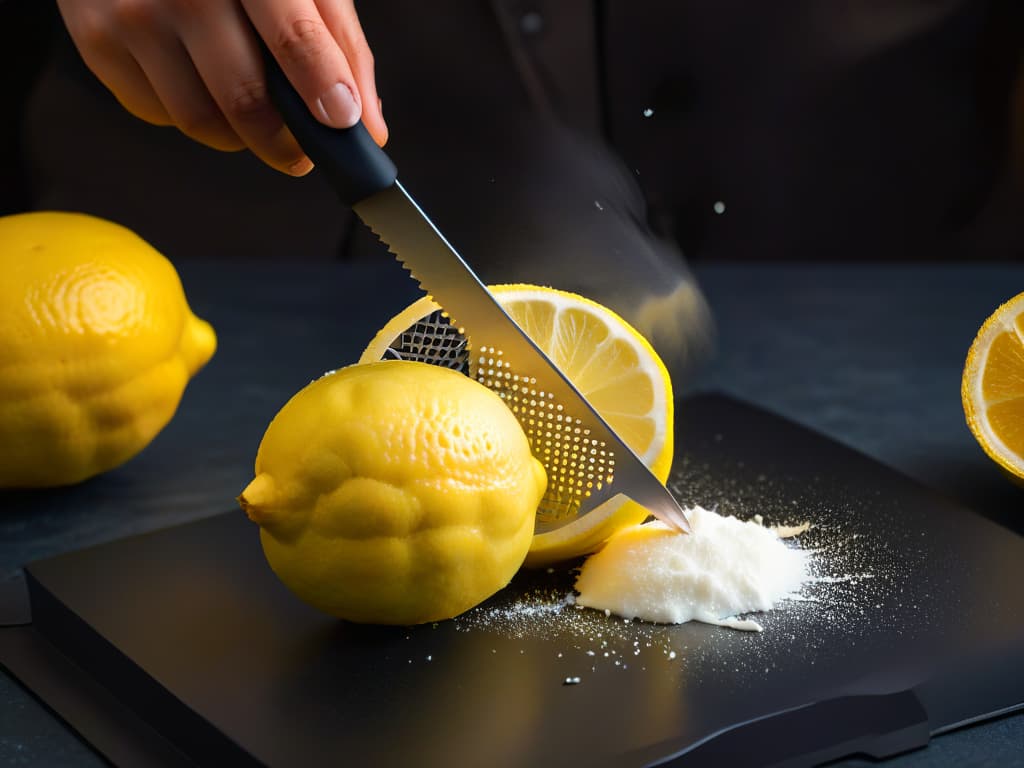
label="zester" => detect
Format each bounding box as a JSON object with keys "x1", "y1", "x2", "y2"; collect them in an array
[{"x1": 260, "y1": 50, "x2": 690, "y2": 536}]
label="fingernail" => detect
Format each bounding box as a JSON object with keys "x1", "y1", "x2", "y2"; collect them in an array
[
  {"x1": 288, "y1": 156, "x2": 314, "y2": 177},
  {"x1": 378, "y1": 97, "x2": 383, "y2": 117},
  {"x1": 315, "y1": 83, "x2": 360, "y2": 128}
]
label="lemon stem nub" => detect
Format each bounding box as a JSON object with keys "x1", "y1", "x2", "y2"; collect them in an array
[
  {"x1": 239, "y1": 473, "x2": 275, "y2": 524},
  {"x1": 180, "y1": 315, "x2": 217, "y2": 376}
]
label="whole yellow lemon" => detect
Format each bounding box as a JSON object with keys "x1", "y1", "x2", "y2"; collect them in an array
[
  {"x1": 238, "y1": 361, "x2": 547, "y2": 625},
  {"x1": 0, "y1": 211, "x2": 216, "y2": 487}
]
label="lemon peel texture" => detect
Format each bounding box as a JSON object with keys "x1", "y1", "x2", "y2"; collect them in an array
[
  {"x1": 361, "y1": 284, "x2": 674, "y2": 566},
  {"x1": 0, "y1": 211, "x2": 215, "y2": 487},
  {"x1": 239, "y1": 361, "x2": 547, "y2": 625}
]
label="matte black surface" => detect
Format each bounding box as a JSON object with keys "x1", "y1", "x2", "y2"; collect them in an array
[
  {"x1": 17, "y1": 394, "x2": 1024, "y2": 768},
  {"x1": 0, "y1": 627, "x2": 192, "y2": 768}
]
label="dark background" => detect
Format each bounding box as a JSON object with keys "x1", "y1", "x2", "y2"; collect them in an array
[
  {"x1": 0, "y1": 0, "x2": 56, "y2": 216},
  {"x1": 2, "y1": 0, "x2": 1023, "y2": 264}
]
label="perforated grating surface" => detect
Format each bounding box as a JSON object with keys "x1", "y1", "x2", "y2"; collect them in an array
[
  {"x1": 381, "y1": 312, "x2": 616, "y2": 524},
  {"x1": 379, "y1": 309, "x2": 470, "y2": 372}
]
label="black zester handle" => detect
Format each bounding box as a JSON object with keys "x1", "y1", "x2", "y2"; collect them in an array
[{"x1": 257, "y1": 37, "x2": 397, "y2": 206}]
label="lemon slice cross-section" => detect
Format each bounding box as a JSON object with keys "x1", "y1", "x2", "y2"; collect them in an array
[
  {"x1": 962, "y1": 292, "x2": 1024, "y2": 484},
  {"x1": 360, "y1": 283, "x2": 675, "y2": 566}
]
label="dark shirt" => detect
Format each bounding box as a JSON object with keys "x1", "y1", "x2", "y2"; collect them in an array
[{"x1": 13, "y1": 0, "x2": 1024, "y2": 264}]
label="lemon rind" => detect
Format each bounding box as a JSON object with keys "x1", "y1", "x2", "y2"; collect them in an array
[
  {"x1": 962, "y1": 293, "x2": 1024, "y2": 480},
  {"x1": 359, "y1": 284, "x2": 676, "y2": 564}
]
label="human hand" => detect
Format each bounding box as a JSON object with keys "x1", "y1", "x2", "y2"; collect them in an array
[{"x1": 56, "y1": 0, "x2": 387, "y2": 176}]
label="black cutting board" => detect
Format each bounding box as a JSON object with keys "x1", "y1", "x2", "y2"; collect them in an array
[{"x1": 21, "y1": 394, "x2": 1024, "y2": 767}]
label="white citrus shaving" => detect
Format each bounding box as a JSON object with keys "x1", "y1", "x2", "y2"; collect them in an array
[{"x1": 574, "y1": 506, "x2": 810, "y2": 631}]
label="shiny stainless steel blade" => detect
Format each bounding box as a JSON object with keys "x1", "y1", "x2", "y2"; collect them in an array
[
  {"x1": 355, "y1": 182, "x2": 690, "y2": 535},
  {"x1": 253, "y1": 27, "x2": 685, "y2": 533}
]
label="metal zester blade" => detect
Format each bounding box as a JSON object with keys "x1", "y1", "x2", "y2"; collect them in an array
[
  {"x1": 258, "y1": 43, "x2": 689, "y2": 534},
  {"x1": 354, "y1": 183, "x2": 690, "y2": 534}
]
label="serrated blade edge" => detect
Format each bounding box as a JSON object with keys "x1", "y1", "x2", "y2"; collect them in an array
[{"x1": 354, "y1": 182, "x2": 690, "y2": 534}]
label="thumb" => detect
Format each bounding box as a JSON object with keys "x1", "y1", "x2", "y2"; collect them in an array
[{"x1": 244, "y1": 5, "x2": 362, "y2": 128}]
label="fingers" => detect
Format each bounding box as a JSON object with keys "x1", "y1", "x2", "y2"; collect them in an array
[
  {"x1": 84, "y1": 48, "x2": 174, "y2": 128},
  {"x1": 178, "y1": 2, "x2": 311, "y2": 173},
  {"x1": 118, "y1": 12, "x2": 244, "y2": 152},
  {"x1": 56, "y1": 3, "x2": 172, "y2": 127},
  {"x1": 242, "y1": 0, "x2": 361, "y2": 129},
  {"x1": 243, "y1": 0, "x2": 388, "y2": 146},
  {"x1": 56, "y1": 0, "x2": 388, "y2": 176},
  {"x1": 59, "y1": 0, "x2": 250, "y2": 154},
  {"x1": 317, "y1": 0, "x2": 387, "y2": 145}
]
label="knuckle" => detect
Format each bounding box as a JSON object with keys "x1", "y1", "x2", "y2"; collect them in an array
[
  {"x1": 223, "y1": 78, "x2": 274, "y2": 122},
  {"x1": 274, "y1": 17, "x2": 328, "y2": 68}
]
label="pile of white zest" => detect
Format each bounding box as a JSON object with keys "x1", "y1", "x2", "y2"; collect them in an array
[{"x1": 574, "y1": 506, "x2": 810, "y2": 632}]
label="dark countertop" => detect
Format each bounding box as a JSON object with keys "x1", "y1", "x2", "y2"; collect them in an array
[{"x1": 2, "y1": 261, "x2": 1022, "y2": 766}]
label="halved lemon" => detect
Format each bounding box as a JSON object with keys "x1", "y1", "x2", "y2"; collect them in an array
[
  {"x1": 962, "y1": 292, "x2": 1024, "y2": 484},
  {"x1": 360, "y1": 284, "x2": 675, "y2": 566}
]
